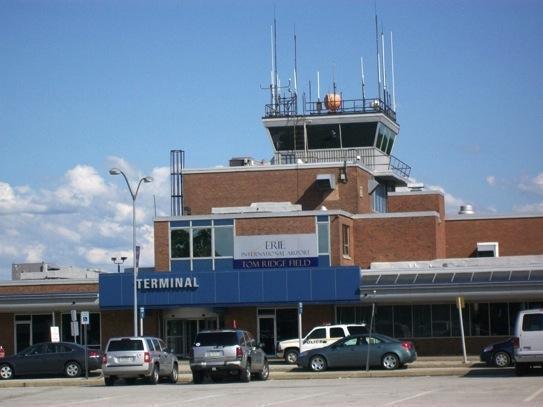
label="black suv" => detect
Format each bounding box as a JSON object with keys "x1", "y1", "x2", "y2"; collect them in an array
[{"x1": 190, "y1": 329, "x2": 269, "y2": 383}]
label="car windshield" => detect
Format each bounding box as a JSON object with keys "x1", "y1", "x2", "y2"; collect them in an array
[
  {"x1": 107, "y1": 339, "x2": 145, "y2": 351},
  {"x1": 195, "y1": 332, "x2": 238, "y2": 346}
]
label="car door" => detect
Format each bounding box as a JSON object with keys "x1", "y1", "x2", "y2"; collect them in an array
[
  {"x1": 520, "y1": 313, "x2": 543, "y2": 357},
  {"x1": 302, "y1": 327, "x2": 327, "y2": 352},
  {"x1": 245, "y1": 332, "x2": 264, "y2": 371},
  {"x1": 326, "y1": 337, "x2": 360, "y2": 368},
  {"x1": 156, "y1": 338, "x2": 172, "y2": 375},
  {"x1": 18, "y1": 344, "x2": 49, "y2": 375},
  {"x1": 357, "y1": 335, "x2": 384, "y2": 367}
]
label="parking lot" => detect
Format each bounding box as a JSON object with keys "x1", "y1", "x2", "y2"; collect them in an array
[{"x1": 1, "y1": 374, "x2": 543, "y2": 406}]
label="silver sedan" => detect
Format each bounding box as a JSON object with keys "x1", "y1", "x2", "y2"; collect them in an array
[{"x1": 297, "y1": 333, "x2": 417, "y2": 371}]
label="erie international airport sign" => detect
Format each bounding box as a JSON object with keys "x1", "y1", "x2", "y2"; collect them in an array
[{"x1": 234, "y1": 234, "x2": 318, "y2": 269}]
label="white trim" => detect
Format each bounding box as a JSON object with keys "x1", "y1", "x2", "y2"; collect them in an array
[
  {"x1": 0, "y1": 279, "x2": 98, "y2": 287},
  {"x1": 389, "y1": 190, "x2": 444, "y2": 197},
  {"x1": 447, "y1": 213, "x2": 543, "y2": 221},
  {"x1": 158, "y1": 210, "x2": 440, "y2": 223},
  {"x1": 353, "y1": 211, "x2": 440, "y2": 219}
]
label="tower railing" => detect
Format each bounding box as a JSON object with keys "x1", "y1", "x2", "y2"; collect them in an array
[
  {"x1": 264, "y1": 96, "x2": 396, "y2": 122},
  {"x1": 272, "y1": 147, "x2": 411, "y2": 178}
]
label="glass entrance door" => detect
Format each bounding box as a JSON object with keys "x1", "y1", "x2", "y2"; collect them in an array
[
  {"x1": 258, "y1": 316, "x2": 276, "y2": 355},
  {"x1": 165, "y1": 317, "x2": 218, "y2": 358}
]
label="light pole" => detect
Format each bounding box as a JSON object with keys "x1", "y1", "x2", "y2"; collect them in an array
[
  {"x1": 109, "y1": 168, "x2": 153, "y2": 337},
  {"x1": 364, "y1": 290, "x2": 376, "y2": 372},
  {"x1": 111, "y1": 256, "x2": 128, "y2": 273}
]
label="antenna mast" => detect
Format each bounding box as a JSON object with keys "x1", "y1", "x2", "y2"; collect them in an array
[
  {"x1": 360, "y1": 56, "x2": 366, "y2": 103},
  {"x1": 381, "y1": 28, "x2": 387, "y2": 107},
  {"x1": 375, "y1": 12, "x2": 381, "y2": 101},
  {"x1": 390, "y1": 31, "x2": 397, "y2": 112}
]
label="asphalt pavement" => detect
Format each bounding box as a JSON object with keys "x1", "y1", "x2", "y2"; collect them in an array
[{"x1": 0, "y1": 356, "x2": 511, "y2": 388}]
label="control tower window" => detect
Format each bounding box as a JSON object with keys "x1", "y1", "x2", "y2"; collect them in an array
[
  {"x1": 341, "y1": 123, "x2": 377, "y2": 148},
  {"x1": 269, "y1": 126, "x2": 303, "y2": 151},
  {"x1": 376, "y1": 123, "x2": 396, "y2": 155},
  {"x1": 307, "y1": 124, "x2": 340, "y2": 149}
]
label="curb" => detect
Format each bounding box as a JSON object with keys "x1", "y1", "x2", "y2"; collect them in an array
[{"x1": 0, "y1": 366, "x2": 511, "y2": 388}]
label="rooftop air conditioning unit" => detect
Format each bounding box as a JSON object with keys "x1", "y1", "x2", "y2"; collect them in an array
[{"x1": 229, "y1": 157, "x2": 255, "y2": 167}]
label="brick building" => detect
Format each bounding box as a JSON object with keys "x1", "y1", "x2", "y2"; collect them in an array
[{"x1": 2, "y1": 80, "x2": 542, "y2": 359}]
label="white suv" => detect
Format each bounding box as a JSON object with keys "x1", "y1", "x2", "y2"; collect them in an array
[
  {"x1": 513, "y1": 308, "x2": 543, "y2": 375},
  {"x1": 276, "y1": 324, "x2": 367, "y2": 364}
]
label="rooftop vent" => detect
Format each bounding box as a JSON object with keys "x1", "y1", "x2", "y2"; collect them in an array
[
  {"x1": 458, "y1": 204, "x2": 475, "y2": 215},
  {"x1": 316, "y1": 174, "x2": 336, "y2": 190}
]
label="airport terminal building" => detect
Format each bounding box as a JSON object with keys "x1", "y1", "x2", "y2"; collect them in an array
[{"x1": 1, "y1": 86, "x2": 542, "y2": 358}]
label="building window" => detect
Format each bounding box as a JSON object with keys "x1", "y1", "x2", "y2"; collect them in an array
[
  {"x1": 170, "y1": 221, "x2": 234, "y2": 260},
  {"x1": 413, "y1": 305, "x2": 431, "y2": 337},
  {"x1": 214, "y1": 226, "x2": 233, "y2": 257},
  {"x1": 372, "y1": 184, "x2": 389, "y2": 213},
  {"x1": 171, "y1": 229, "x2": 190, "y2": 258},
  {"x1": 317, "y1": 221, "x2": 329, "y2": 255},
  {"x1": 342, "y1": 224, "x2": 350, "y2": 257},
  {"x1": 193, "y1": 228, "x2": 211, "y2": 257}
]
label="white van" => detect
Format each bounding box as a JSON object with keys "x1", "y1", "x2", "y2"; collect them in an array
[{"x1": 513, "y1": 308, "x2": 543, "y2": 375}]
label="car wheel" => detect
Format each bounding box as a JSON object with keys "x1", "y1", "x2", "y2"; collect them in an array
[
  {"x1": 192, "y1": 370, "x2": 205, "y2": 384},
  {"x1": 309, "y1": 355, "x2": 327, "y2": 372},
  {"x1": 0, "y1": 364, "x2": 14, "y2": 380},
  {"x1": 147, "y1": 364, "x2": 159, "y2": 385},
  {"x1": 285, "y1": 349, "x2": 299, "y2": 364},
  {"x1": 64, "y1": 361, "x2": 81, "y2": 378},
  {"x1": 240, "y1": 362, "x2": 251, "y2": 383},
  {"x1": 104, "y1": 376, "x2": 115, "y2": 386},
  {"x1": 169, "y1": 363, "x2": 178, "y2": 384},
  {"x1": 382, "y1": 353, "x2": 400, "y2": 370},
  {"x1": 255, "y1": 359, "x2": 270, "y2": 381},
  {"x1": 493, "y1": 351, "x2": 511, "y2": 368}
]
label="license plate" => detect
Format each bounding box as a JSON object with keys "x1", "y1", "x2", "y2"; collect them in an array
[
  {"x1": 120, "y1": 356, "x2": 134, "y2": 362},
  {"x1": 205, "y1": 351, "x2": 222, "y2": 357}
]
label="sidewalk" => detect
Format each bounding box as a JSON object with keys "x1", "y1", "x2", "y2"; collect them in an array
[{"x1": 0, "y1": 356, "x2": 510, "y2": 388}]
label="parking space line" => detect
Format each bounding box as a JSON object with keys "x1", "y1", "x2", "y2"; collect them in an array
[
  {"x1": 524, "y1": 388, "x2": 543, "y2": 403},
  {"x1": 384, "y1": 390, "x2": 435, "y2": 406},
  {"x1": 260, "y1": 392, "x2": 331, "y2": 406}
]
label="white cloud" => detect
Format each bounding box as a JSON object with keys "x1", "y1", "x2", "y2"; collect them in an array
[
  {"x1": 513, "y1": 202, "x2": 543, "y2": 214},
  {"x1": 25, "y1": 244, "x2": 46, "y2": 263},
  {"x1": 518, "y1": 172, "x2": 543, "y2": 196},
  {"x1": 0, "y1": 159, "x2": 168, "y2": 280},
  {"x1": 426, "y1": 184, "x2": 467, "y2": 214},
  {"x1": 55, "y1": 165, "x2": 108, "y2": 207},
  {"x1": 486, "y1": 175, "x2": 496, "y2": 186}
]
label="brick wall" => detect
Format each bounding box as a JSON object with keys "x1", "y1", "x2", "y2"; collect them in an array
[
  {"x1": 100, "y1": 310, "x2": 160, "y2": 348},
  {"x1": 183, "y1": 166, "x2": 371, "y2": 215},
  {"x1": 446, "y1": 217, "x2": 543, "y2": 258},
  {"x1": 154, "y1": 221, "x2": 170, "y2": 272},
  {"x1": 236, "y1": 217, "x2": 315, "y2": 235},
  {"x1": 354, "y1": 215, "x2": 441, "y2": 268},
  {"x1": 388, "y1": 192, "x2": 445, "y2": 218},
  {"x1": 0, "y1": 313, "x2": 14, "y2": 356}
]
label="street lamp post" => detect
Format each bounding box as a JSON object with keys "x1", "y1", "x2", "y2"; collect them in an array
[
  {"x1": 111, "y1": 256, "x2": 128, "y2": 273},
  {"x1": 109, "y1": 168, "x2": 153, "y2": 337}
]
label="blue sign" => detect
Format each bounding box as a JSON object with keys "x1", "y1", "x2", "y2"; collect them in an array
[
  {"x1": 99, "y1": 266, "x2": 361, "y2": 309},
  {"x1": 233, "y1": 257, "x2": 318, "y2": 269}
]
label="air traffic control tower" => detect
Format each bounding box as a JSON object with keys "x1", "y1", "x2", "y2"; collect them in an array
[{"x1": 261, "y1": 85, "x2": 411, "y2": 185}]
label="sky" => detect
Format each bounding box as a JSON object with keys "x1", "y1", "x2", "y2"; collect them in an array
[{"x1": 0, "y1": 0, "x2": 542, "y2": 280}]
